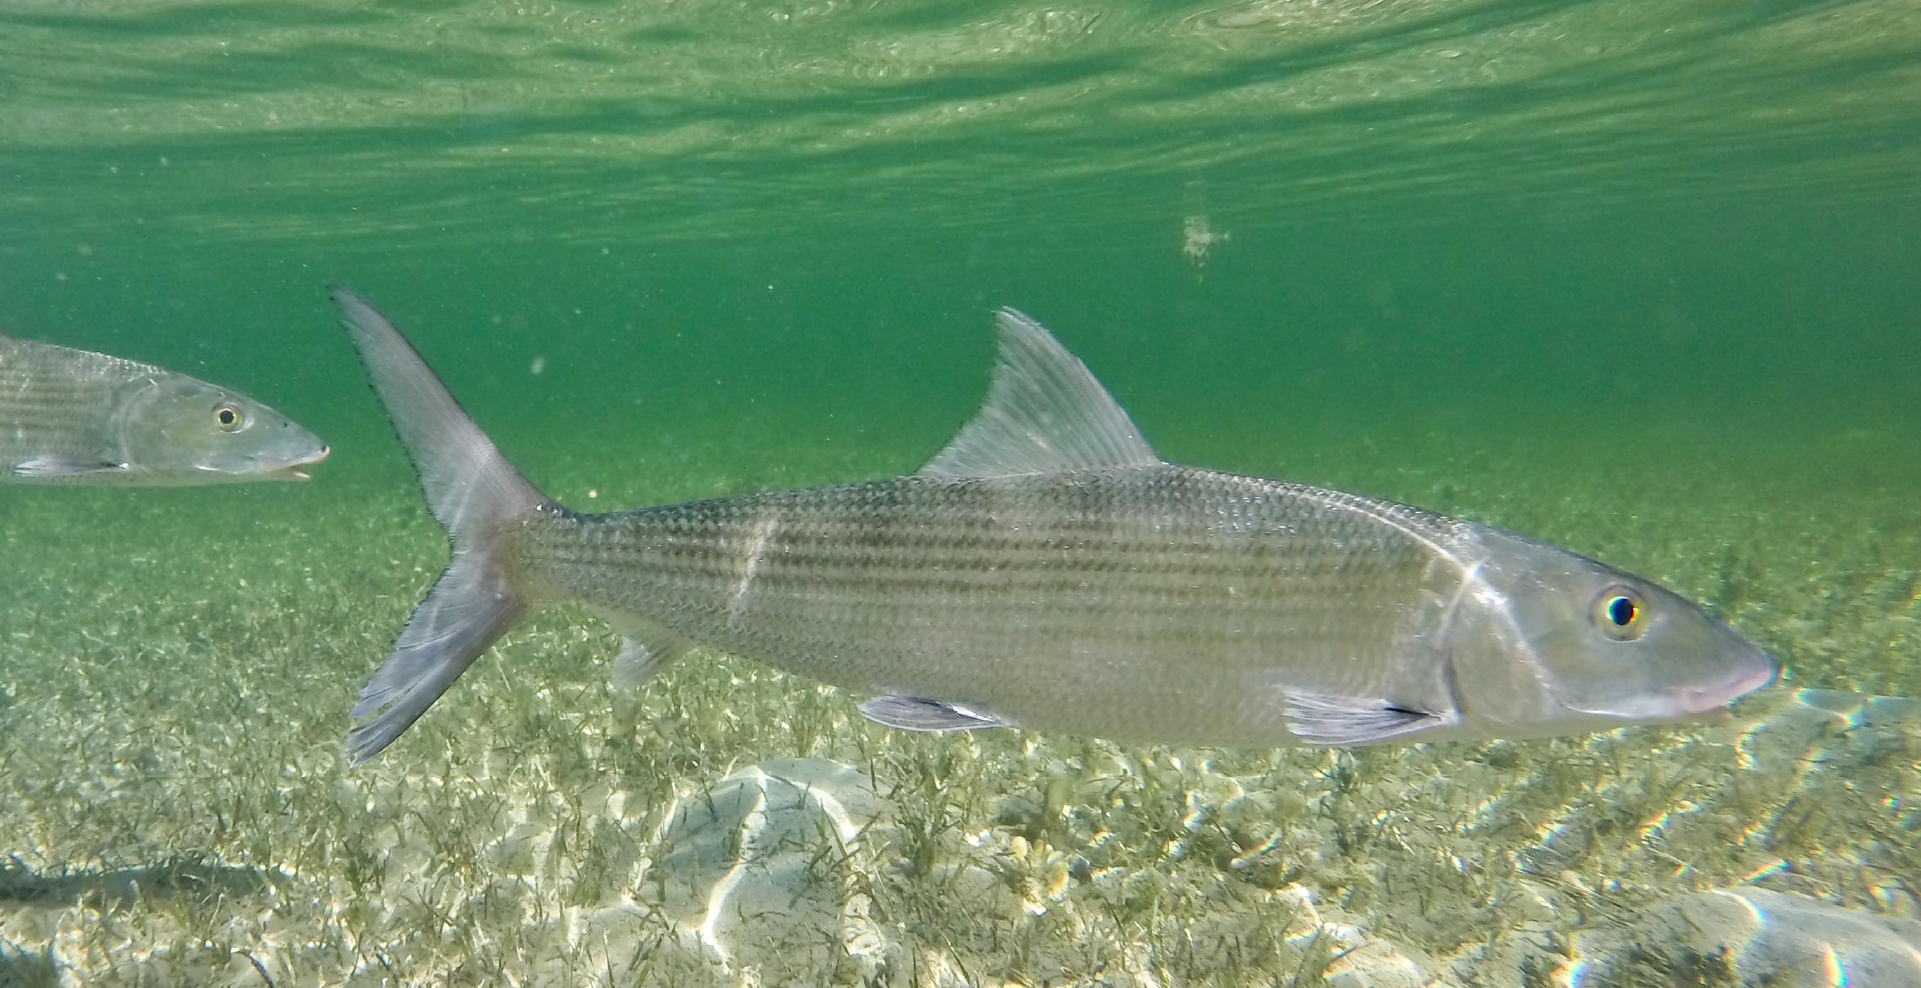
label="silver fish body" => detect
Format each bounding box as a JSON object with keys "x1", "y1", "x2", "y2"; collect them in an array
[
  {"x1": 513, "y1": 469, "x2": 1766, "y2": 747},
  {"x1": 331, "y1": 289, "x2": 1778, "y2": 763},
  {"x1": 0, "y1": 329, "x2": 329, "y2": 484}
]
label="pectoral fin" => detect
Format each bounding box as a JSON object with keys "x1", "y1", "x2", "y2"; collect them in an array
[
  {"x1": 1281, "y1": 689, "x2": 1450, "y2": 746},
  {"x1": 11, "y1": 456, "x2": 127, "y2": 479},
  {"x1": 860, "y1": 695, "x2": 1009, "y2": 732}
]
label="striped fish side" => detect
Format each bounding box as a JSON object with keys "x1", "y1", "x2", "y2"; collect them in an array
[
  {"x1": 0, "y1": 341, "x2": 150, "y2": 474},
  {"x1": 511, "y1": 466, "x2": 1468, "y2": 743}
]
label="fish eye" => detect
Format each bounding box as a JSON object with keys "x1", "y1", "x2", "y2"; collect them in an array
[
  {"x1": 214, "y1": 403, "x2": 245, "y2": 432},
  {"x1": 1592, "y1": 585, "x2": 1648, "y2": 641}
]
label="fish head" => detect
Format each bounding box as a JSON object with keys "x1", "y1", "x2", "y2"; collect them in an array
[
  {"x1": 113, "y1": 374, "x2": 331, "y2": 483},
  {"x1": 1456, "y1": 530, "x2": 1778, "y2": 735}
]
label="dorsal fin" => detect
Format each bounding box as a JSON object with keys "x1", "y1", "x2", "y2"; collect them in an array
[{"x1": 918, "y1": 309, "x2": 1159, "y2": 479}]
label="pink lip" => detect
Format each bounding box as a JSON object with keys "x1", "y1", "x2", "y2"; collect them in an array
[
  {"x1": 270, "y1": 445, "x2": 331, "y2": 482},
  {"x1": 1685, "y1": 661, "x2": 1779, "y2": 715}
]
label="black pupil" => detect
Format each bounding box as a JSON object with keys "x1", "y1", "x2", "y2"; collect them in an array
[
  {"x1": 219, "y1": 408, "x2": 235, "y2": 425},
  {"x1": 1607, "y1": 596, "x2": 1636, "y2": 626}
]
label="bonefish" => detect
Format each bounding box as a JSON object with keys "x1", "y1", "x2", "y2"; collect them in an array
[
  {"x1": 331, "y1": 289, "x2": 1776, "y2": 764},
  {"x1": 0, "y1": 321, "x2": 328, "y2": 484}
]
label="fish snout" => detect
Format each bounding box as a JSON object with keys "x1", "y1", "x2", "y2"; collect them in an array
[
  {"x1": 1681, "y1": 652, "x2": 1780, "y2": 715},
  {"x1": 275, "y1": 444, "x2": 331, "y2": 482}
]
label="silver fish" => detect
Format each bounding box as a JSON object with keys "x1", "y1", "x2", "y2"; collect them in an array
[
  {"x1": 0, "y1": 323, "x2": 329, "y2": 484},
  {"x1": 332, "y1": 289, "x2": 1778, "y2": 764}
]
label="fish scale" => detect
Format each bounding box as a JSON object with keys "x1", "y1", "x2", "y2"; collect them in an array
[
  {"x1": 510, "y1": 467, "x2": 1462, "y2": 746},
  {"x1": 0, "y1": 338, "x2": 143, "y2": 473},
  {"x1": 329, "y1": 288, "x2": 1778, "y2": 765}
]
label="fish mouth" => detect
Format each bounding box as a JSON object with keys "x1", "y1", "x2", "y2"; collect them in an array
[
  {"x1": 1681, "y1": 655, "x2": 1780, "y2": 716},
  {"x1": 267, "y1": 445, "x2": 331, "y2": 482}
]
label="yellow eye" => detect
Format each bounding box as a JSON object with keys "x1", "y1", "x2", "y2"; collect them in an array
[
  {"x1": 1593, "y1": 586, "x2": 1648, "y2": 641},
  {"x1": 214, "y1": 403, "x2": 244, "y2": 432}
]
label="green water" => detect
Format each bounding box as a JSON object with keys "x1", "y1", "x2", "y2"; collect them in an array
[{"x1": 3, "y1": 0, "x2": 1919, "y2": 985}]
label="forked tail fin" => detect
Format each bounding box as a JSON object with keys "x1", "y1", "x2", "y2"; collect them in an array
[{"x1": 330, "y1": 288, "x2": 554, "y2": 764}]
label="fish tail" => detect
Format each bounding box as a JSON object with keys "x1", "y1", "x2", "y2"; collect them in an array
[{"x1": 330, "y1": 288, "x2": 554, "y2": 765}]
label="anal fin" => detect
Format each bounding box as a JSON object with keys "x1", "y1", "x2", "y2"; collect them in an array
[
  {"x1": 607, "y1": 617, "x2": 690, "y2": 689},
  {"x1": 860, "y1": 695, "x2": 1009, "y2": 732},
  {"x1": 1281, "y1": 689, "x2": 1449, "y2": 746}
]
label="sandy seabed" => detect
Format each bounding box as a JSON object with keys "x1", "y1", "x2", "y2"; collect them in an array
[{"x1": 1, "y1": 422, "x2": 1916, "y2": 987}]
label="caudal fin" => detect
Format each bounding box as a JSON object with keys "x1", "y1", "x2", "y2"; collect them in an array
[{"x1": 330, "y1": 288, "x2": 554, "y2": 764}]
